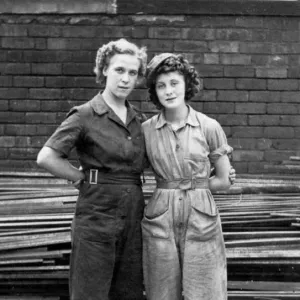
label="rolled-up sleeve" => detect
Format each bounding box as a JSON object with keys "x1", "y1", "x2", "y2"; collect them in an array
[
  {"x1": 44, "y1": 109, "x2": 82, "y2": 158},
  {"x1": 207, "y1": 120, "x2": 233, "y2": 164}
]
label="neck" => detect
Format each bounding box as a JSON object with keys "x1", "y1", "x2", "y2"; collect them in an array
[
  {"x1": 164, "y1": 104, "x2": 189, "y2": 125},
  {"x1": 102, "y1": 89, "x2": 126, "y2": 108}
]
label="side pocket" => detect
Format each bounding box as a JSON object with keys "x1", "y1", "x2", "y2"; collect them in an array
[
  {"x1": 186, "y1": 196, "x2": 220, "y2": 242},
  {"x1": 141, "y1": 191, "x2": 170, "y2": 239}
]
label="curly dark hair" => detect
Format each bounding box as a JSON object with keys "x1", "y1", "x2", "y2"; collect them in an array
[{"x1": 148, "y1": 55, "x2": 201, "y2": 110}]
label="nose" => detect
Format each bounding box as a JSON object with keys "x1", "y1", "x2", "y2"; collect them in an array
[
  {"x1": 121, "y1": 72, "x2": 129, "y2": 83},
  {"x1": 165, "y1": 85, "x2": 173, "y2": 96}
]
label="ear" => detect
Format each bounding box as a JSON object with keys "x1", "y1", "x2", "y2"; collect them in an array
[{"x1": 102, "y1": 66, "x2": 108, "y2": 77}]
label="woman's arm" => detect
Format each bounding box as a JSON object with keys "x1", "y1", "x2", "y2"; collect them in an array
[
  {"x1": 208, "y1": 154, "x2": 231, "y2": 193},
  {"x1": 37, "y1": 146, "x2": 85, "y2": 182}
]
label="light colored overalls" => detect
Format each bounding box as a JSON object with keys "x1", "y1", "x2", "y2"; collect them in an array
[{"x1": 142, "y1": 105, "x2": 232, "y2": 300}]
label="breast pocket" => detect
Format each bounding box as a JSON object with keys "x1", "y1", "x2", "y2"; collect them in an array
[
  {"x1": 186, "y1": 194, "x2": 221, "y2": 242},
  {"x1": 141, "y1": 190, "x2": 170, "y2": 239}
]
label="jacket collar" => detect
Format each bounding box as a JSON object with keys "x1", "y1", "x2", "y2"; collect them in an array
[
  {"x1": 155, "y1": 105, "x2": 200, "y2": 129},
  {"x1": 90, "y1": 92, "x2": 138, "y2": 123}
]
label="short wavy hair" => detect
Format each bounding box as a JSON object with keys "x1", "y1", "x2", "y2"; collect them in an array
[
  {"x1": 94, "y1": 38, "x2": 147, "y2": 85},
  {"x1": 147, "y1": 55, "x2": 201, "y2": 110}
]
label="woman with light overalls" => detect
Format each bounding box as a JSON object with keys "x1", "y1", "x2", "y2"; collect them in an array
[
  {"x1": 142, "y1": 53, "x2": 232, "y2": 300},
  {"x1": 37, "y1": 39, "x2": 148, "y2": 300}
]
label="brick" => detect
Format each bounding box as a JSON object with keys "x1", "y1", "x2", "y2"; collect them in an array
[
  {"x1": 174, "y1": 41, "x2": 207, "y2": 52},
  {"x1": 15, "y1": 136, "x2": 31, "y2": 147},
  {"x1": 182, "y1": 53, "x2": 204, "y2": 64},
  {"x1": 279, "y1": 115, "x2": 300, "y2": 126},
  {"x1": 220, "y1": 54, "x2": 251, "y2": 65},
  {"x1": 61, "y1": 26, "x2": 96, "y2": 38},
  {"x1": 192, "y1": 90, "x2": 217, "y2": 102},
  {"x1": 0, "y1": 112, "x2": 25, "y2": 123},
  {"x1": 249, "y1": 91, "x2": 280, "y2": 102},
  {"x1": 233, "y1": 150, "x2": 264, "y2": 162},
  {"x1": 0, "y1": 136, "x2": 15, "y2": 147},
  {"x1": 195, "y1": 65, "x2": 223, "y2": 77},
  {"x1": 182, "y1": 28, "x2": 215, "y2": 40},
  {"x1": 0, "y1": 100, "x2": 8, "y2": 111},
  {"x1": 216, "y1": 114, "x2": 247, "y2": 126},
  {"x1": 40, "y1": 100, "x2": 73, "y2": 112},
  {"x1": 266, "y1": 55, "x2": 288, "y2": 67},
  {"x1": 30, "y1": 136, "x2": 49, "y2": 148},
  {"x1": 224, "y1": 66, "x2": 254, "y2": 78},
  {"x1": 5, "y1": 124, "x2": 37, "y2": 136},
  {"x1": 248, "y1": 115, "x2": 279, "y2": 126},
  {"x1": 204, "y1": 78, "x2": 235, "y2": 90},
  {"x1": 27, "y1": 25, "x2": 61, "y2": 37},
  {"x1": 282, "y1": 31, "x2": 299, "y2": 42},
  {"x1": 216, "y1": 29, "x2": 251, "y2": 41},
  {"x1": 264, "y1": 150, "x2": 295, "y2": 162},
  {"x1": 25, "y1": 112, "x2": 57, "y2": 124},
  {"x1": 248, "y1": 162, "x2": 269, "y2": 174},
  {"x1": 240, "y1": 42, "x2": 272, "y2": 54},
  {"x1": 34, "y1": 38, "x2": 47, "y2": 50},
  {"x1": 140, "y1": 101, "x2": 158, "y2": 113},
  {"x1": 13, "y1": 76, "x2": 44, "y2": 87},
  {"x1": 133, "y1": 15, "x2": 184, "y2": 26},
  {"x1": 251, "y1": 55, "x2": 268, "y2": 66},
  {"x1": 0, "y1": 88, "x2": 29, "y2": 99},
  {"x1": 228, "y1": 138, "x2": 257, "y2": 150},
  {"x1": 45, "y1": 76, "x2": 96, "y2": 88},
  {"x1": 203, "y1": 102, "x2": 234, "y2": 114},
  {"x1": 263, "y1": 18, "x2": 283, "y2": 30},
  {"x1": 264, "y1": 127, "x2": 294, "y2": 139},
  {"x1": 10, "y1": 100, "x2": 40, "y2": 112},
  {"x1": 23, "y1": 50, "x2": 72, "y2": 63},
  {"x1": 149, "y1": 27, "x2": 181, "y2": 39},
  {"x1": 295, "y1": 128, "x2": 300, "y2": 138},
  {"x1": 127, "y1": 89, "x2": 148, "y2": 101},
  {"x1": 232, "y1": 162, "x2": 248, "y2": 174},
  {"x1": 62, "y1": 63, "x2": 94, "y2": 75},
  {"x1": 9, "y1": 148, "x2": 39, "y2": 160},
  {"x1": 0, "y1": 76, "x2": 12, "y2": 87},
  {"x1": 4, "y1": 63, "x2": 31, "y2": 75},
  {"x1": 36, "y1": 16, "x2": 69, "y2": 25},
  {"x1": 188, "y1": 16, "x2": 235, "y2": 28},
  {"x1": 132, "y1": 27, "x2": 148, "y2": 39},
  {"x1": 47, "y1": 38, "x2": 83, "y2": 50},
  {"x1": 256, "y1": 68, "x2": 287, "y2": 78},
  {"x1": 29, "y1": 88, "x2": 61, "y2": 100},
  {"x1": 68, "y1": 16, "x2": 102, "y2": 25},
  {"x1": 209, "y1": 41, "x2": 239, "y2": 53},
  {"x1": 268, "y1": 79, "x2": 298, "y2": 91},
  {"x1": 235, "y1": 103, "x2": 266, "y2": 114},
  {"x1": 271, "y1": 43, "x2": 291, "y2": 54},
  {"x1": 222, "y1": 126, "x2": 231, "y2": 137},
  {"x1": 0, "y1": 125, "x2": 4, "y2": 135},
  {"x1": 257, "y1": 138, "x2": 272, "y2": 150},
  {"x1": 189, "y1": 102, "x2": 203, "y2": 112},
  {"x1": 287, "y1": 68, "x2": 300, "y2": 78},
  {"x1": 217, "y1": 91, "x2": 249, "y2": 102},
  {"x1": 204, "y1": 54, "x2": 219, "y2": 65},
  {"x1": 236, "y1": 79, "x2": 266, "y2": 90},
  {"x1": 0, "y1": 50, "x2": 23, "y2": 62},
  {"x1": 283, "y1": 18, "x2": 299, "y2": 30},
  {"x1": 62, "y1": 88, "x2": 97, "y2": 100},
  {"x1": 231, "y1": 126, "x2": 264, "y2": 138},
  {"x1": 35, "y1": 125, "x2": 58, "y2": 135},
  {"x1": 31, "y1": 63, "x2": 62, "y2": 75},
  {"x1": 96, "y1": 26, "x2": 132, "y2": 38},
  {"x1": 0, "y1": 24, "x2": 27, "y2": 36},
  {"x1": 0, "y1": 149, "x2": 8, "y2": 159},
  {"x1": 267, "y1": 103, "x2": 299, "y2": 115},
  {"x1": 235, "y1": 17, "x2": 263, "y2": 28},
  {"x1": 272, "y1": 139, "x2": 300, "y2": 150},
  {"x1": 2, "y1": 37, "x2": 35, "y2": 49},
  {"x1": 71, "y1": 51, "x2": 95, "y2": 63},
  {"x1": 0, "y1": 160, "x2": 37, "y2": 171}
]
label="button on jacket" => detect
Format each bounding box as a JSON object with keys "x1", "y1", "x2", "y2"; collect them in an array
[
  {"x1": 45, "y1": 93, "x2": 147, "y2": 300},
  {"x1": 141, "y1": 105, "x2": 233, "y2": 300}
]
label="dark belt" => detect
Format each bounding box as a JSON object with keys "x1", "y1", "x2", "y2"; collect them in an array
[
  {"x1": 85, "y1": 169, "x2": 141, "y2": 185},
  {"x1": 156, "y1": 177, "x2": 209, "y2": 190}
]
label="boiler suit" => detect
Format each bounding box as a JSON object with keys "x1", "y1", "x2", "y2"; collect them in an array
[
  {"x1": 44, "y1": 93, "x2": 147, "y2": 300},
  {"x1": 141, "y1": 105, "x2": 232, "y2": 300}
]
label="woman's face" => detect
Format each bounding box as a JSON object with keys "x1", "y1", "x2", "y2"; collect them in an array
[
  {"x1": 155, "y1": 71, "x2": 186, "y2": 110},
  {"x1": 103, "y1": 53, "x2": 140, "y2": 101}
]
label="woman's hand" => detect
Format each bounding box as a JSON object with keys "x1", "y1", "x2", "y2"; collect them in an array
[{"x1": 229, "y1": 166, "x2": 236, "y2": 185}]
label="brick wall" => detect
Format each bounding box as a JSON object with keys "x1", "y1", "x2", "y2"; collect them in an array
[{"x1": 0, "y1": 13, "x2": 299, "y2": 174}]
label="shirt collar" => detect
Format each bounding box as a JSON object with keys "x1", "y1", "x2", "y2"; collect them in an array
[
  {"x1": 155, "y1": 105, "x2": 200, "y2": 129},
  {"x1": 90, "y1": 92, "x2": 138, "y2": 120}
]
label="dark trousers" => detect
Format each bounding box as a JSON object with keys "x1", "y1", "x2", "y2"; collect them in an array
[{"x1": 69, "y1": 182, "x2": 144, "y2": 300}]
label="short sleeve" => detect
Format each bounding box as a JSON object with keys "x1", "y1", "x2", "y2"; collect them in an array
[
  {"x1": 206, "y1": 119, "x2": 233, "y2": 164},
  {"x1": 44, "y1": 109, "x2": 82, "y2": 157}
]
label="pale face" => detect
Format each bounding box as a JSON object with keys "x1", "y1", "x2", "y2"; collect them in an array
[
  {"x1": 155, "y1": 71, "x2": 186, "y2": 110},
  {"x1": 103, "y1": 53, "x2": 140, "y2": 101}
]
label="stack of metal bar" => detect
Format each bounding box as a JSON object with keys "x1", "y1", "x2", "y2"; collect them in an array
[{"x1": 0, "y1": 171, "x2": 300, "y2": 299}]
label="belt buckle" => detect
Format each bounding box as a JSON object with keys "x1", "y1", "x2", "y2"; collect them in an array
[{"x1": 89, "y1": 169, "x2": 98, "y2": 184}]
